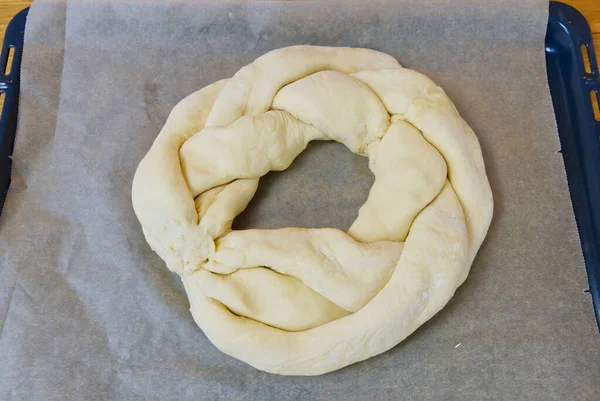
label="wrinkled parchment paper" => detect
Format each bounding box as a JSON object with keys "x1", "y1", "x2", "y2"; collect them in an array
[{"x1": 1, "y1": 0, "x2": 599, "y2": 399}]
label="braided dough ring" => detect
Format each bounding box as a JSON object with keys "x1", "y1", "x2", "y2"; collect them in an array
[{"x1": 132, "y1": 46, "x2": 493, "y2": 376}]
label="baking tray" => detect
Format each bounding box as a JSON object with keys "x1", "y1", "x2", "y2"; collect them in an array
[
  {"x1": 0, "y1": 2, "x2": 598, "y2": 330},
  {"x1": 546, "y1": 1, "x2": 600, "y2": 330},
  {"x1": 0, "y1": 7, "x2": 27, "y2": 217}
]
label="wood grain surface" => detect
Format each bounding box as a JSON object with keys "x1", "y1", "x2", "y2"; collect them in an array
[
  {"x1": 0, "y1": 1, "x2": 29, "y2": 40},
  {"x1": 0, "y1": 0, "x2": 597, "y2": 70}
]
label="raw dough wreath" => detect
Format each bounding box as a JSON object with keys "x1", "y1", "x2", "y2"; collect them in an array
[{"x1": 132, "y1": 46, "x2": 493, "y2": 376}]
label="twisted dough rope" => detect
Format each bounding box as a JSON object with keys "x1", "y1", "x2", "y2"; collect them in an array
[{"x1": 132, "y1": 46, "x2": 493, "y2": 376}]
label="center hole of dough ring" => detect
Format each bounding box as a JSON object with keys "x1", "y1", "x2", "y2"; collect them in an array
[{"x1": 233, "y1": 141, "x2": 374, "y2": 231}]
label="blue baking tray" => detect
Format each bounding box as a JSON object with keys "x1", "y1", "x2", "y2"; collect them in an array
[
  {"x1": 546, "y1": 1, "x2": 600, "y2": 330},
  {"x1": 0, "y1": 7, "x2": 27, "y2": 217},
  {"x1": 0, "y1": 3, "x2": 598, "y2": 329}
]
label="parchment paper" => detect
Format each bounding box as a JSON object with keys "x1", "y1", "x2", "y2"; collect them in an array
[{"x1": 1, "y1": 0, "x2": 599, "y2": 400}]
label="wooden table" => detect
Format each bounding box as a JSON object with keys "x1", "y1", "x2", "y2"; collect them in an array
[
  {"x1": 0, "y1": 1, "x2": 29, "y2": 39},
  {"x1": 0, "y1": 0, "x2": 597, "y2": 66}
]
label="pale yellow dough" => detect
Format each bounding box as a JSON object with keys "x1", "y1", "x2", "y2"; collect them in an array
[{"x1": 132, "y1": 46, "x2": 493, "y2": 376}]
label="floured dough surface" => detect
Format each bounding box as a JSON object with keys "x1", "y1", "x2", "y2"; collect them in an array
[{"x1": 132, "y1": 46, "x2": 493, "y2": 376}]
